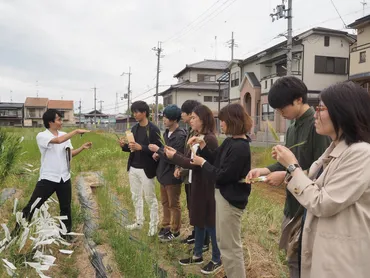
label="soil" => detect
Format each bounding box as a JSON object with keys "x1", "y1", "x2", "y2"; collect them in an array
[
  {"x1": 74, "y1": 172, "x2": 122, "y2": 278},
  {"x1": 254, "y1": 182, "x2": 286, "y2": 205}
]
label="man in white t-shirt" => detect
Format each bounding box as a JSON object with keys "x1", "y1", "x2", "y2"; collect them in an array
[{"x1": 14, "y1": 109, "x2": 91, "y2": 238}]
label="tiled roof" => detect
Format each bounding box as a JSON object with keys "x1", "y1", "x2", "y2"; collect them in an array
[
  {"x1": 348, "y1": 15, "x2": 370, "y2": 28},
  {"x1": 48, "y1": 100, "x2": 74, "y2": 110},
  {"x1": 245, "y1": 72, "x2": 261, "y2": 87},
  {"x1": 159, "y1": 81, "x2": 228, "y2": 96},
  {"x1": 0, "y1": 102, "x2": 24, "y2": 109},
  {"x1": 24, "y1": 97, "x2": 48, "y2": 107},
  {"x1": 174, "y1": 60, "x2": 229, "y2": 77}
]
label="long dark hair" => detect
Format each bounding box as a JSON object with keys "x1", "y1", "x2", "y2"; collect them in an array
[
  {"x1": 320, "y1": 81, "x2": 370, "y2": 145},
  {"x1": 192, "y1": 105, "x2": 215, "y2": 134}
]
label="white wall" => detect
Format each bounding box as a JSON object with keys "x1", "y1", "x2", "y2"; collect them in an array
[
  {"x1": 357, "y1": 25, "x2": 370, "y2": 46},
  {"x1": 177, "y1": 69, "x2": 225, "y2": 83},
  {"x1": 167, "y1": 89, "x2": 227, "y2": 112},
  {"x1": 303, "y1": 35, "x2": 351, "y2": 90},
  {"x1": 229, "y1": 65, "x2": 241, "y2": 100}
]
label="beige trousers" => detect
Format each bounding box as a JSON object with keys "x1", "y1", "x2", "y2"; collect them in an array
[{"x1": 215, "y1": 189, "x2": 246, "y2": 278}]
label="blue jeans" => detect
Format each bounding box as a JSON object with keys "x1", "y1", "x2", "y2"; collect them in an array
[{"x1": 194, "y1": 226, "x2": 221, "y2": 263}]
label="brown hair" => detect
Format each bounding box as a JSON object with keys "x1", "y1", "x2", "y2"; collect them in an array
[
  {"x1": 193, "y1": 105, "x2": 216, "y2": 134},
  {"x1": 219, "y1": 103, "x2": 253, "y2": 135}
]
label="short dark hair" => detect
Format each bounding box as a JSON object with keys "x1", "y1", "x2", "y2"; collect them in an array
[
  {"x1": 193, "y1": 105, "x2": 215, "y2": 134},
  {"x1": 131, "y1": 101, "x2": 149, "y2": 117},
  {"x1": 163, "y1": 104, "x2": 181, "y2": 122},
  {"x1": 43, "y1": 109, "x2": 62, "y2": 128},
  {"x1": 268, "y1": 76, "x2": 308, "y2": 109},
  {"x1": 320, "y1": 81, "x2": 370, "y2": 145},
  {"x1": 181, "y1": 100, "x2": 201, "y2": 114},
  {"x1": 219, "y1": 103, "x2": 253, "y2": 135}
]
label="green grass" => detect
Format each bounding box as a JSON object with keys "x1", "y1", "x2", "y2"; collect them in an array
[{"x1": 0, "y1": 128, "x2": 288, "y2": 277}]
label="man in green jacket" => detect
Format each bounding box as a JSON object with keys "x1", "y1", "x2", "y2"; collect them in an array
[{"x1": 247, "y1": 76, "x2": 331, "y2": 278}]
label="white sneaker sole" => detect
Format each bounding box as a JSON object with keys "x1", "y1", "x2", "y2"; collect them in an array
[
  {"x1": 179, "y1": 260, "x2": 204, "y2": 266},
  {"x1": 125, "y1": 224, "x2": 143, "y2": 231},
  {"x1": 200, "y1": 265, "x2": 222, "y2": 275}
]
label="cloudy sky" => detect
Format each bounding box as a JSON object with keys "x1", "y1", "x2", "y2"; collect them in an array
[{"x1": 0, "y1": 0, "x2": 367, "y2": 114}]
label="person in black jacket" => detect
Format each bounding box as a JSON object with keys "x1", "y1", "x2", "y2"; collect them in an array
[
  {"x1": 189, "y1": 103, "x2": 253, "y2": 278},
  {"x1": 119, "y1": 101, "x2": 162, "y2": 237},
  {"x1": 149, "y1": 105, "x2": 186, "y2": 242}
]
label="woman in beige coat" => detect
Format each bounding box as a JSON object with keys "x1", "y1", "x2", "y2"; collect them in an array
[{"x1": 273, "y1": 81, "x2": 370, "y2": 278}]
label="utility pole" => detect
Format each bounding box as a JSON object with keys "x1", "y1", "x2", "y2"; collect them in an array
[
  {"x1": 270, "y1": 0, "x2": 293, "y2": 134},
  {"x1": 78, "y1": 100, "x2": 82, "y2": 128},
  {"x1": 121, "y1": 67, "x2": 132, "y2": 130},
  {"x1": 10, "y1": 90, "x2": 13, "y2": 102},
  {"x1": 153, "y1": 41, "x2": 163, "y2": 125},
  {"x1": 227, "y1": 32, "x2": 238, "y2": 60},
  {"x1": 361, "y1": 0, "x2": 367, "y2": 16},
  {"x1": 36, "y1": 80, "x2": 39, "y2": 98},
  {"x1": 270, "y1": 0, "x2": 293, "y2": 75},
  {"x1": 115, "y1": 92, "x2": 119, "y2": 113},
  {"x1": 98, "y1": 100, "x2": 104, "y2": 112},
  {"x1": 215, "y1": 36, "x2": 218, "y2": 60},
  {"x1": 92, "y1": 86, "x2": 97, "y2": 125}
]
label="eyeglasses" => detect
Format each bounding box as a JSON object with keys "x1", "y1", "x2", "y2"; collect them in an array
[{"x1": 315, "y1": 105, "x2": 327, "y2": 112}]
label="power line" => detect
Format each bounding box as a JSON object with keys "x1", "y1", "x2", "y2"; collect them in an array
[
  {"x1": 163, "y1": 0, "x2": 224, "y2": 43},
  {"x1": 167, "y1": 0, "x2": 236, "y2": 43},
  {"x1": 329, "y1": 0, "x2": 347, "y2": 28},
  {"x1": 239, "y1": 7, "x2": 368, "y2": 58}
]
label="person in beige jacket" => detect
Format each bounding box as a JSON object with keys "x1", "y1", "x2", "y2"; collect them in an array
[{"x1": 273, "y1": 81, "x2": 370, "y2": 278}]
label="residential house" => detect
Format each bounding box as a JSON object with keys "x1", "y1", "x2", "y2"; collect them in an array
[
  {"x1": 159, "y1": 60, "x2": 229, "y2": 115},
  {"x1": 0, "y1": 102, "x2": 24, "y2": 126},
  {"x1": 227, "y1": 27, "x2": 355, "y2": 138},
  {"x1": 24, "y1": 97, "x2": 48, "y2": 127},
  {"x1": 348, "y1": 15, "x2": 370, "y2": 92},
  {"x1": 84, "y1": 110, "x2": 109, "y2": 124},
  {"x1": 48, "y1": 100, "x2": 75, "y2": 125}
]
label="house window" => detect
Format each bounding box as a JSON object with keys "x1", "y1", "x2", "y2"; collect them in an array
[
  {"x1": 264, "y1": 80, "x2": 268, "y2": 89},
  {"x1": 324, "y1": 36, "x2": 330, "y2": 47},
  {"x1": 59, "y1": 111, "x2": 65, "y2": 118},
  {"x1": 360, "y1": 51, "x2": 366, "y2": 63},
  {"x1": 163, "y1": 95, "x2": 173, "y2": 106},
  {"x1": 198, "y1": 74, "x2": 216, "y2": 82},
  {"x1": 270, "y1": 79, "x2": 274, "y2": 87},
  {"x1": 204, "y1": 96, "x2": 213, "y2": 102},
  {"x1": 262, "y1": 104, "x2": 274, "y2": 121},
  {"x1": 276, "y1": 63, "x2": 287, "y2": 76},
  {"x1": 314, "y1": 56, "x2": 348, "y2": 75},
  {"x1": 214, "y1": 96, "x2": 221, "y2": 102},
  {"x1": 230, "y1": 72, "x2": 240, "y2": 87}
]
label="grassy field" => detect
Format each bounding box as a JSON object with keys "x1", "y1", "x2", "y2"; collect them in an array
[{"x1": 0, "y1": 128, "x2": 288, "y2": 278}]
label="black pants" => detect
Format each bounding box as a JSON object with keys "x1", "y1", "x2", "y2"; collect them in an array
[
  {"x1": 185, "y1": 183, "x2": 210, "y2": 246},
  {"x1": 22, "y1": 179, "x2": 72, "y2": 232}
]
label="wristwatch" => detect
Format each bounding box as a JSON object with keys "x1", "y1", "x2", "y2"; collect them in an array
[{"x1": 287, "y1": 164, "x2": 300, "y2": 174}]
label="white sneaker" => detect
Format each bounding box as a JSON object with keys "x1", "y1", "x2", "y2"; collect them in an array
[
  {"x1": 148, "y1": 225, "x2": 158, "y2": 237},
  {"x1": 125, "y1": 223, "x2": 143, "y2": 230}
]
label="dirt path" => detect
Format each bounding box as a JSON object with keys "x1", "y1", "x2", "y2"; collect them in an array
[
  {"x1": 75, "y1": 172, "x2": 122, "y2": 278},
  {"x1": 254, "y1": 182, "x2": 286, "y2": 205}
]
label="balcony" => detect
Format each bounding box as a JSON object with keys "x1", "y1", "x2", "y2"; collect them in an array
[
  {"x1": 261, "y1": 71, "x2": 302, "y2": 95},
  {"x1": 219, "y1": 87, "x2": 230, "y2": 101},
  {"x1": 26, "y1": 113, "x2": 43, "y2": 119},
  {"x1": 0, "y1": 110, "x2": 22, "y2": 118},
  {"x1": 349, "y1": 43, "x2": 370, "y2": 81}
]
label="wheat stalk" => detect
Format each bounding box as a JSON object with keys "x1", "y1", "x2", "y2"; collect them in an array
[
  {"x1": 266, "y1": 120, "x2": 280, "y2": 142},
  {"x1": 157, "y1": 132, "x2": 166, "y2": 147},
  {"x1": 288, "y1": 141, "x2": 307, "y2": 149},
  {"x1": 267, "y1": 121, "x2": 305, "y2": 148}
]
